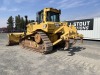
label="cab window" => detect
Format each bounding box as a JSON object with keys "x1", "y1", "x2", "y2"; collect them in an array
[{"x1": 47, "y1": 11, "x2": 60, "y2": 22}]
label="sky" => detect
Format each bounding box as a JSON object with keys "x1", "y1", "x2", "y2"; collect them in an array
[{"x1": 0, "y1": 0, "x2": 100, "y2": 27}]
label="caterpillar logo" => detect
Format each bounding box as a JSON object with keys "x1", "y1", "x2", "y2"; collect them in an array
[{"x1": 67, "y1": 19, "x2": 94, "y2": 30}]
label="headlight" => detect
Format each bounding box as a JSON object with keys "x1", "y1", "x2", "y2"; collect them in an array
[
  {"x1": 55, "y1": 23, "x2": 60, "y2": 27},
  {"x1": 43, "y1": 24, "x2": 47, "y2": 29}
]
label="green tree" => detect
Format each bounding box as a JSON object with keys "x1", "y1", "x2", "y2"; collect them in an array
[
  {"x1": 15, "y1": 15, "x2": 21, "y2": 31},
  {"x1": 20, "y1": 17, "x2": 25, "y2": 31},
  {"x1": 7, "y1": 16, "x2": 14, "y2": 32},
  {"x1": 7, "y1": 15, "x2": 34, "y2": 32}
]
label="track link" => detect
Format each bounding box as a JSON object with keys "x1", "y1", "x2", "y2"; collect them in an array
[{"x1": 20, "y1": 31, "x2": 53, "y2": 54}]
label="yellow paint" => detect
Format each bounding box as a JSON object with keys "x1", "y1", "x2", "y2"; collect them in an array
[{"x1": 8, "y1": 7, "x2": 83, "y2": 45}]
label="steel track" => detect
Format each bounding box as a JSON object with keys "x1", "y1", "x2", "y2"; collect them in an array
[{"x1": 20, "y1": 31, "x2": 53, "y2": 54}]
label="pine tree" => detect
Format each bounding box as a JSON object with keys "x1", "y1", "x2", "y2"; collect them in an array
[
  {"x1": 20, "y1": 17, "x2": 25, "y2": 31},
  {"x1": 15, "y1": 15, "x2": 21, "y2": 31},
  {"x1": 7, "y1": 15, "x2": 34, "y2": 32},
  {"x1": 7, "y1": 16, "x2": 14, "y2": 32}
]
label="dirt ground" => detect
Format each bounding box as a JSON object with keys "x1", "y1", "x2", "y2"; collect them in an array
[{"x1": 0, "y1": 33, "x2": 100, "y2": 75}]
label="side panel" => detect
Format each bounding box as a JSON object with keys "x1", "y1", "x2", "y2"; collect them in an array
[
  {"x1": 67, "y1": 17, "x2": 100, "y2": 40},
  {"x1": 26, "y1": 23, "x2": 48, "y2": 34}
]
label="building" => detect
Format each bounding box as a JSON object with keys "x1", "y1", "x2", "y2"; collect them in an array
[{"x1": 0, "y1": 27, "x2": 7, "y2": 33}]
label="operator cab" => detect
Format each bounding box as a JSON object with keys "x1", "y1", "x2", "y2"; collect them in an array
[
  {"x1": 36, "y1": 10, "x2": 43, "y2": 23},
  {"x1": 36, "y1": 8, "x2": 61, "y2": 23}
]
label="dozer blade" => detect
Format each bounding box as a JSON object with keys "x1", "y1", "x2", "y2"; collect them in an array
[{"x1": 7, "y1": 32, "x2": 24, "y2": 46}]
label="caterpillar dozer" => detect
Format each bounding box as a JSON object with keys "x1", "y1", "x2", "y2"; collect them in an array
[{"x1": 7, "y1": 8, "x2": 83, "y2": 54}]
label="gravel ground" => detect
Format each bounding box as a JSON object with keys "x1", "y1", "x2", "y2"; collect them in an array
[{"x1": 0, "y1": 33, "x2": 100, "y2": 75}]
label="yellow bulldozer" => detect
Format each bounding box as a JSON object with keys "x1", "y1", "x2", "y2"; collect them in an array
[{"x1": 7, "y1": 8, "x2": 83, "y2": 54}]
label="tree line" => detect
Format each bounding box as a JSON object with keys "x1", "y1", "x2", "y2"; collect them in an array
[{"x1": 7, "y1": 15, "x2": 34, "y2": 32}]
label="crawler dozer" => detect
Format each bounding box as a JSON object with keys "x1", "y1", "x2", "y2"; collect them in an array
[{"x1": 8, "y1": 8, "x2": 83, "y2": 54}]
